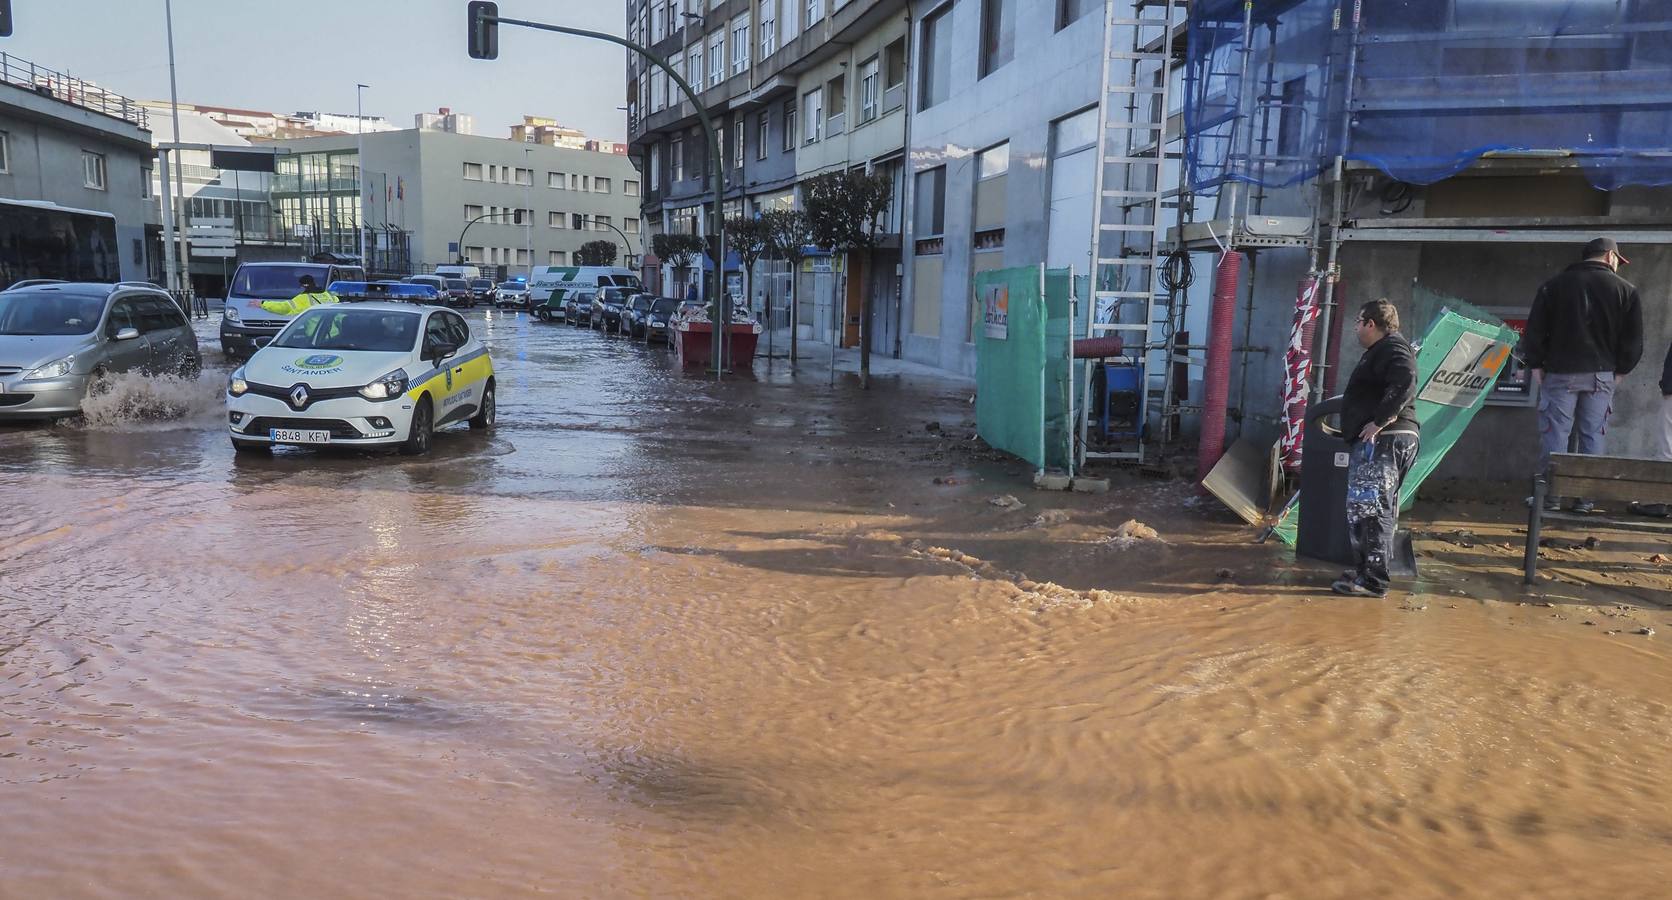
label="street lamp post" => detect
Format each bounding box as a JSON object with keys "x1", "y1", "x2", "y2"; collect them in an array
[
  {"x1": 356, "y1": 83, "x2": 369, "y2": 269},
  {"x1": 592, "y1": 219, "x2": 637, "y2": 269},
  {"x1": 163, "y1": 0, "x2": 191, "y2": 305},
  {"x1": 472, "y1": 8, "x2": 728, "y2": 376},
  {"x1": 457, "y1": 211, "x2": 524, "y2": 265}
]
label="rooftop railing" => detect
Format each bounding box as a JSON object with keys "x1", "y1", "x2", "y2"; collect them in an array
[{"x1": 0, "y1": 51, "x2": 149, "y2": 129}]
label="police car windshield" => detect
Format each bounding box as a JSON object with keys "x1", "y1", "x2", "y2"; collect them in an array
[
  {"x1": 274, "y1": 308, "x2": 422, "y2": 352},
  {"x1": 497, "y1": 282, "x2": 521, "y2": 290},
  {"x1": 232, "y1": 265, "x2": 329, "y2": 300},
  {"x1": 0, "y1": 290, "x2": 106, "y2": 335}
]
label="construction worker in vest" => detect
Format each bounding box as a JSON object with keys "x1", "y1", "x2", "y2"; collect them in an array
[{"x1": 260, "y1": 274, "x2": 339, "y2": 316}]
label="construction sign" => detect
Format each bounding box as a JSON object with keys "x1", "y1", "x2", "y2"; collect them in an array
[{"x1": 1418, "y1": 331, "x2": 1513, "y2": 407}]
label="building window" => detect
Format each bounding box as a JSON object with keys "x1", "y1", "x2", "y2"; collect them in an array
[
  {"x1": 550, "y1": 250, "x2": 568, "y2": 266},
  {"x1": 884, "y1": 38, "x2": 907, "y2": 113},
  {"x1": 914, "y1": 166, "x2": 946, "y2": 237},
  {"x1": 626, "y1": 217, "x2": 641, "y2": 234},
  {"x1": 549, "y1": 171, "x2": 565, "y2": 189},
  {"x1": 466, "y1": 245, "x2": 485, "y2": 263},
  {"x1": 514, "y1": 167, "x2": 533, "y2": 185},
  {"x1": 757, "y1": 111, "x2": 770, "y2": 160},
  {"x1": 688, "y1": 42, "x2": 704, "y2": 88},
  {"x1": 978, "y1": 141, "x2": 1010, "y2": 181},
  {"x1": 806, "y1": 0, "x2": 822, "y2": 26},
  {"x1": 466, "y1": 204, "x2": 485, "y2": 220},
  {"x1": 573, "y1": 213, "x2": 588, "y2": 230},
  {"x1": 709, "y1": 31, "x2": 725, "y2": 88},
  {"x1": 0, "y1": 132, "x2": 9, "y2": 173},
  {"x1": 731, "y1": 14, "x2": 752, "y2": 76},
  {"x1": 1056, "y1": 0, "x2": 1094, "y2": 29},
  {"x1": 650, "y1": 145, "x2": 661, "y2": 187},
  {"x1": 673, "y1": 135, "x2": 685, "y2": 181},
  {"x1": 596, "y1": 215, "x2": 613, "y2": 231},
  {"x1": 595, "y1": 177, "x2": 612, "y2": 193},
  {"x1": 82, "y1": 151, "x2": 107, "y2": 190},
  {"x1": 464, "y1": 162, "x2": 484, "y2": 180},
  {"x1": 516, "y1": 249, "x2": 530, "y2": 266},
  {"x1": 549, "y1": 211, "x2": 565, "y2": 228},
  {"x1": 760, "y1": 2, "x2": 776, "y2": 57},
  {"x1": 980, "y1": 0, "x2": 1016, "y2": 78},
  {"x1": 140, "y1": 166, "x2": 151, "y2": 198},
  {"x1": 733, "y1": 116, "x2": 745, "y2": 169},
  {"x1": 826, "y1": 74, "x2": 846, "y2": 135},
  {"x1": 652, "y1": 0, "x2": 666, "y2": 41},
  {"x1": 625, "y1": 179, "x2": 641, "y2": 196},
  {"x1": 803, "y1": 88, "x2": 822, "y2": 144},
  {"x1": 920, "y1": 5, "x2": 952, "y2": 109},
  {"x1": 670, "y1": 50, "x2": 685, "y2": 97},
  {"x1": 783, "y1": 102, "x2": 797, "y2": 152},
  {"x1": 858, "y1": 56, "x2": 880, "y2": 124}
]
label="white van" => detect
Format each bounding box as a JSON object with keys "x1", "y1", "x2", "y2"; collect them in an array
[
  {"x1": 528, "y1": 266, "x2": 643, "y2": 304},
  {"x1": 432, "y1": 264, "x2": 483, "y2": 282}
]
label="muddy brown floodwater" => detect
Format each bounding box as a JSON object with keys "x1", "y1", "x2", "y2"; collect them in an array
[{"x1": 4, "y1": 310, "x2": 1672, "y2": 898}]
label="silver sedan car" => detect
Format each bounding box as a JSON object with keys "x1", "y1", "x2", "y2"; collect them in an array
[{"x1": 0, "y1": 282, "x2": 201, "y2": 419}]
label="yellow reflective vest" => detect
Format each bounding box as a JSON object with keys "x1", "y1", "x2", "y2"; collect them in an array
[{"x1": 260, "y1": 290, "x2": 339, "y2": 316}]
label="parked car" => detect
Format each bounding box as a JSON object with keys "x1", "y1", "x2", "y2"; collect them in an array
[
  {"x1": 495, "y1": 281, "x2": 530, "y2": 309},
  {"x1": 441, "y1": 278, "x2": 475, "y2": 308},
  {"x1": 469, "y1": 278, "x2": 498, "y2": 305},
  {"x1": 640, "y1": 297, "x2": 681, "y2": 344},
  {"x1": 405, "y1": 274, "x2": 447, "y2": 298},
  {"x1": 591, "y1": 287, "x2": 633, "y2": 332},
  {"x1": 227, "y1": 301, "x2": 495, "y2": 455},
  {"x1": 564, "y1": 290, "x2": 597, "y2": 326},
  {"x1": 620, "y1": 294, "x2": 656, "y2": 338},
  {"x1": 221, "y1": 261, "x2": 365, "y2": 360},
  {"x1": 0, "y1": 282, "x2": 202, "y2": 420}
]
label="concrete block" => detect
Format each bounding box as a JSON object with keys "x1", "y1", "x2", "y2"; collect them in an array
[
  {"x1": 1071, "y1": 477, "x2": 1111, "y2": 494},
  {"x1": 1033, "y1": 472, "x2": 1072, "y2": 491}
]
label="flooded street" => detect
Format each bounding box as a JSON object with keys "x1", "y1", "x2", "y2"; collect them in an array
[{"x1": 4, "y1": 311, "x2": 1672, "y2": 898}]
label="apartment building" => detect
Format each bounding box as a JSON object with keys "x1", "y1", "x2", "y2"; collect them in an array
[{"x1": 270, "y1": 129, "x2": 641, "y2": 274}]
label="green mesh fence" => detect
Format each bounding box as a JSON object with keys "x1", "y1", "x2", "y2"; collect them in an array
[
  {"x1": 1043, "y1": 268, "x2": 1075, "y2": 473},
  {"x1": 976, "y1": 267, "x2": 1045, "y2": 468},
  {"x1": 1274, "y1": 290, "x2": 1519, "y2": 546}
]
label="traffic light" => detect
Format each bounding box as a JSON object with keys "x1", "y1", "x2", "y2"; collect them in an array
[
  {"x1": 0, "y1": 0, "x2": 13, "y2": 38},
  {"x1": 466, "y1": 2, "x2": 498, "y2": 60}
]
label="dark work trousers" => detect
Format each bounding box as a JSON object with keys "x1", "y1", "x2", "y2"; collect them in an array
[{"x1": 1346, "y1": 431, "x2": 1421, "y2": 592}]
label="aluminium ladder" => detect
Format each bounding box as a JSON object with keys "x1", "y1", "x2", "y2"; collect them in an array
[{"x1": 1079, "y1": 0, "x2": 1190, "y2": 467}]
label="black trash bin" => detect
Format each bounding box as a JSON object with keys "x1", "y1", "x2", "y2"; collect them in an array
[
  {"x1": 1296, "y1": 396, "x2": 1417, "y2": 577},
  {"x1": 1297, "y1": 397, "x2": 1355, "y2": 567}
]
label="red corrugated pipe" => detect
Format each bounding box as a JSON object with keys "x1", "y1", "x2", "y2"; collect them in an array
[
  {"x1": 1197, "y1": 251, "x2": 1242, "y2": 481},
  {"x1": 1279, "y1": 277, "x2": 1322, "y2": 472}
]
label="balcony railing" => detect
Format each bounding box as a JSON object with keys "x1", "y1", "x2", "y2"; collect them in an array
[{"x1": 0, "y1": 51, "x2": 148, "y2": 129}]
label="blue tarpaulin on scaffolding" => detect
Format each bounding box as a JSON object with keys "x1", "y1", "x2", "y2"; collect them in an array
[{"x1": 1184, "y1": 0, "x2": 1672, "y2": 194}]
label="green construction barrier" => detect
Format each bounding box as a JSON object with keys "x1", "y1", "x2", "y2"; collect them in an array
[
  {"x1": 974, "y1": 266, "x2": 1074, "y2": 471},
  {"x1": 1274, "y1": 293, "x2": 1519, "y2": 546},
  {"x1": 1043, "y1": 268, "x2": 1075, "y2": 473}
]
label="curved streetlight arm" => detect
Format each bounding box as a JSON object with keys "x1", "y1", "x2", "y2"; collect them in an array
[
  {"x1": 457, "y1": 211, "x2": 524, "y2": 264},
  {"x1": 590, "y1": 220, "x2": 637, "y2": 267},
  {"x1": 481, "y1": 11, "x2": 729, "y2": 373}
]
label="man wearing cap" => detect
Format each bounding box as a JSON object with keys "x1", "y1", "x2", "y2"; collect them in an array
[{"x1": 1522, "y1": 237, "x2": 1645, "y2": 513}]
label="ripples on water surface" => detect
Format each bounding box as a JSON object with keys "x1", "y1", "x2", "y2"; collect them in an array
[{"x1": 2, "y1": 311, "x2": 1670, "y2": 898}]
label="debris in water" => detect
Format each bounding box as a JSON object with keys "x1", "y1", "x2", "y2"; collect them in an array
[
  {"x1": 1638, "y1": 627, "x2": 1656, "y2": 637},
  {"x1": 1650, "y1": 553, "x2": 1670, "y2": 564},
  {"x1": 1106, "y1": 520, "x2": 1161, "y2": 547},
  {"x1": 989, "y1": 494, "x2": 1024, "y2": 510},
  {"x1": 1215, "y1": 568, "x2": 1234, "y2": 580},
  {"x1": 926, "y1": 421, "x2": 942, "y2": 433},
  {"x1": 1027, "y1": 510, "x2": 1071, "y2": 529}
]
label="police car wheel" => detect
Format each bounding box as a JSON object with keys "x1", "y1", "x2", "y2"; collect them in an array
[
  {"x1": 402, "y1": 397, "x2": 434, "y2": 456},
  {"x1": 469, "y1": 381, "x2": 496, "y2": 430}
]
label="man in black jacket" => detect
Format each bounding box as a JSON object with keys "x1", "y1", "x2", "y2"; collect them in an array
[
  {"x1": 1333, "y1": 299, "x2": 1420, "y2": 598},
  {"x1": 1522, "y1": 237, "x2": 1644, "y2": 513}
]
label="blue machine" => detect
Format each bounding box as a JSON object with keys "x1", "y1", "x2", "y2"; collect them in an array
[{"x1": 1099, "y1": 363, "x2": 1144, "y2": 440}]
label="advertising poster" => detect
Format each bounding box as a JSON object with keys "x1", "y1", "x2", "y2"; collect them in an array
[{"x1": 983, "y1": 284, "x2": 1009, "y2": 340}]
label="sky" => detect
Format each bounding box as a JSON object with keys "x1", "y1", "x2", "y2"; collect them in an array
[{"x1": 2, "y1": 0, "x2": 629, "y2": 140}]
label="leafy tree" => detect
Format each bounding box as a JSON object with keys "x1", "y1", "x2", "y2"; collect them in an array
[
  {"x1": 575, "y1": 239, "x2": 619, "y2": 267},
  {"x1": 760, "y1": 208, "x2": 813, "y2": 363},
  {"x1": 726, "y1": 215, "x2": 772, "y2": 325},
  {"x1": 651, "y1": 232, "x2": 706, "y2": 296},
  {"x1": 801, "y1": 170, "x2": 894, "y2": 385}
]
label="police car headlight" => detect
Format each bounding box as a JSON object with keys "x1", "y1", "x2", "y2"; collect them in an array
[
  {"x1": 228, "y1": 366, "x2": 249, "y2": 397},
  {"x1": 359, "y1": 368, "x2": 409, "y2": 401},
  {"x1": 223, "y1": 304, "x2": 240, "y2": 323},
  {"x1": 24, "y1": 355, "x2": 75, "y2": 381}
]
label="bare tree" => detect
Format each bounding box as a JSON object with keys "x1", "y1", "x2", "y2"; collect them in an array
[
  {"x1": 802, "y1": 170, "x2": 894, "y2": 386},
  {"x1": 760, "y1": 208, "x2": 812, "y2": 364},
  {"x1": 652, "y1": 232, "x2": 706, "y2": 297}
]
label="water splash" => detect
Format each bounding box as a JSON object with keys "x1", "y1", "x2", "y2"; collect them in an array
[{"x1": 72, "y1": 368, "x2": 228, "y2": 431}]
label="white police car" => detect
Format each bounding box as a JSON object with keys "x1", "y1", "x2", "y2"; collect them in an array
[{"x1": 226, "y1": 283, "x2": 495, "y2": 454}]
